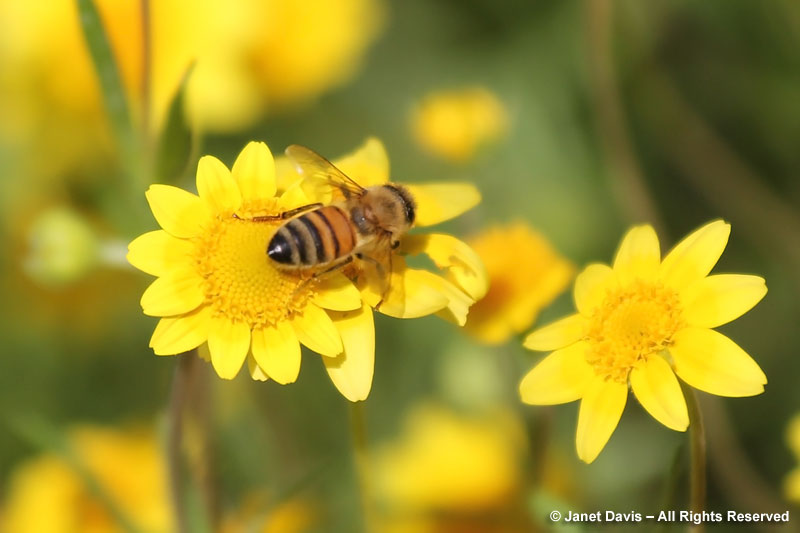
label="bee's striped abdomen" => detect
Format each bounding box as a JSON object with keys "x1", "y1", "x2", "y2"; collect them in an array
[{"x1": 267, "y1": 206, "x2": 356, "y2": 268}]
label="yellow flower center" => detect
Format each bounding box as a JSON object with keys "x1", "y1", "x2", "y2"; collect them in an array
[
  {"x1": 584, "y1": 279, "x2": 683, "y2": 383},
  {"x1": 193, "y1": 202, "x2": 313, "y2": 328}
]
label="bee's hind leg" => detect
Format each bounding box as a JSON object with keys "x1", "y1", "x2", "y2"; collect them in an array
[
  {"x1": 290, "y1": 256, "x2": 354, "y2": 302},
  {"x1": 239, "y1": 203, "x2": 323, "y2": 222}
]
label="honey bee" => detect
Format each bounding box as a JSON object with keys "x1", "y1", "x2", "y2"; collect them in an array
[{"x1": 256, "y1": 145, "x2": 416, "y2": 298}]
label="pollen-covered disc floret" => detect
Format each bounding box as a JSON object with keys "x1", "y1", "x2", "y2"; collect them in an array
[
  {"x1": 520, "y1": 222, "x2": 768, "y2": 464},
  {"x1": 196, "y1": 212, "x2": 311, "y2": 328},
  {"x1": 585, "y1": 280, "x2": 683, "y2": 383}
]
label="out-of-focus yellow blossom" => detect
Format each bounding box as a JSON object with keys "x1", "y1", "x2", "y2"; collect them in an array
[
  {"x1": 521, "y1": 221, "x2": 768, "y2": 463},
  {"x1": 464, "y1": 222, "x2": 574, "y2": 344},
  {"x1": 23, "y1": 206, "x2": 100, "y2": 286},
  {"x1": 784, "y1": 415, "x2": 800, "y2": 503},
  {"x1": 128, "y1": 139, "x2": 486, "y2": 401},
  {"x1": 411, "y1": 87, "x2": 508, "y2": 162},
  {"x1": 373, "y1": 404, "x2": 533, "y2": 533},
  {"x1": 0, "y1": 0, "x2": 383, "y2": 191},
  {"x1": 221, "y1": 492, "x2": 316, "y2": 533},
  {"x1": 1, "y1": 426, "x2": 170, "y2": 533}
]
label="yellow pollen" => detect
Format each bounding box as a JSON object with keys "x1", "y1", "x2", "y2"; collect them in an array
[
  {"x1": 584, "y1": 279, "x2": 683, "y2": 383},
  {"x1": 193, "y1": 209, "x2": 313, "y2": 328}
]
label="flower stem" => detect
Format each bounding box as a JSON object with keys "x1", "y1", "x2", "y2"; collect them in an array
[
  {"x1": 167, "y1": 353, "x2": 194, "y2": 533},
  {"x1": 349, "y1": 401, "x2": 376, "y2": 533},
  {"x1": 684, "y1": 384, "x2": 707, "y2": 532}
]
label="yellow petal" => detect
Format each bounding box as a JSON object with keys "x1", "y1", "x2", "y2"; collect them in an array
[
  {"x1": 251, "y1": 322, "x2": 301, "y2": 385},
  {"x1": 574, "y1": 263, "x2": 615, "y2": 316},
  {"x1": 519, "y1": 342, "x2": 594, "y2": 405},
  {"x1": 576, "y1": 377, "x2": 628, "y2": 463},
  {"x1": 404, "y1": 183, "x2": 481, "y2": 227},
  {"x1": 127, "y1": 230, "x2": 194, "y2": 277},
  {"x1": 401, "y1": 233, "x2": 488, "y2": 300},
  {"x1": 325, "y1": 304, "x2": 375, "y2": 402},
  {"x1": 362, "y1": 265, "x2": 448, "y2": 319},
  {"x1": 630, "y1": 356, "x2": 688, "y2": 431},
  {"x1": 196, "y1": 155, "x2": 242, "y2": 213},
  {"x1": 613, "y1": 225, "x2": 660, "y2": 283},
  {"x1": 247, "y1": 354, "x2": 269, "y2": 382},
  {"x1": 231, "y1": 141, "x2": 276, "y2": 201},
  {"x1": 291, "y1": 305, "x2": 343, "y2": 357},
  {"x1": 523, "y1": 314, "x2": 587, "y2": 352},
  {"x1": 670, "y1": 327, "x2": 767, "y2": 397},
  {"x1": 333, "y1": 137, "x2": 390, "y2": 187},
  {"x1": 434, "y1": 276, "x2": 475, "y2": 326},
  {"x1": 140, "y1": 269, "x2": 204, "y2": 317},
  {"x1": 660, "y1": 220, "x2": 730, "y2": 290},
  {"x1": 149, "y1": 306, "x2": 212, "y2": 355},
  {"x1": 207, "y1": 317, "x2": 250, "y2": 380},
  {"x1": 145, "y1": 184, "x2": 210, "y2": 238},
  {"x1": 312, "y1": 273, "x2": 362, "y2": 311},
  {"x1": 681, "y1": 274, "x2": 767, "y2": 328}
]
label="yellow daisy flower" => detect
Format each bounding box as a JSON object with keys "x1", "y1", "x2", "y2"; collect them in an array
[
  {"x1": 128, "y1": 141, "x2": 373, "y2": 400},
  {"x1": 783, "y1": 414, "x2": 800, "y2": 503},
  {"x1": 411, "y1": 87, "x2": 508, "y2": 162},
  {"x1": 128, "y1": 139, "x2": 486, "y2": 402},
  {"x1": 464, "y1": 222, "x2": 574, "y2": 344},
  {"x1": 520, "y1": 220, "x2": 768, "y2": 463}
]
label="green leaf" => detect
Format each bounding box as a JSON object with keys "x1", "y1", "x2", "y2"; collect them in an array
[
  {"x1": 6, "y1": 414, "x2": 144, "y2": 533},
  {"x1": 156, "y1": 64, "x2": 197, "y2": 184},
  {"x1": 75, "y1": 0, "x2": 137, "y2": 170}
]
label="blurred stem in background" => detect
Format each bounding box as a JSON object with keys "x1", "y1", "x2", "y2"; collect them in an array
[
  {"x1": 585, "y1": 0, "x2": 665, "y2": 237},
  {"x1": 167, "y1": 354, "x2": 193, "y2": 533},
  {"x1": 349, "y1": 402, "x2": 376, "y2": 533},
  {"x1": 139, "y1": 0, "x2": 154, "y2": 177}
]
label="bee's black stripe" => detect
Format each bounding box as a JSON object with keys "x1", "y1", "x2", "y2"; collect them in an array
[
  {"x1": 314, "y1": 210, "x2": 339, "y2": 257},
  {"x1": 298, "y1": 215, "x2": 325, "y2": 263},
  {"x1": 285, "y1": 222, "x2": 309, "y2": 264}
]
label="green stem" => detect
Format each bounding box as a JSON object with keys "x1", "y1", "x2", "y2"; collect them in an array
[
  {"x1": 349, "y1": 401, "x2": 376, "y2": 533},
  {"x1": 684, "y1": 384, "x2": 707, "y2": 533},
  {"x1": 167, "y1": 353, "x2": 194, "y2": 533}
]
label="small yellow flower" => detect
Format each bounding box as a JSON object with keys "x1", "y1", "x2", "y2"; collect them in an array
[
  {"x1": 520, "y1": 221, "x2": 768, "y2": 463},
  {"x1": 411, "y1": 87, "x2": 507, "y2": 162},
  {"x1": 1, "y1": 425, "x2": 170, "y2": 533},
  {"x1": 373, "y1": 404, "x2": 529, "y2": 532},
  {"x1": 129, "y1": 139, "x2": 486, "y2": 402},
  {"x1": 783, "y1": 415, "x2": 800, "y2": 503},
  {"x1": 464, "y1": 222, "x2": 574, "y2": 344}
]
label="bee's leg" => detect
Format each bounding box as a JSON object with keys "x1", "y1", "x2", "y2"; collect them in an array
[
  {"x1": 242, "y1": 203, "x2": 323, "y2": 222},
  {"x1": 355, "y1": 253, "x2": 391, "y2": 310},
  {"x1": 290, "y1": 256, "x2": 354, "y2": 301}
]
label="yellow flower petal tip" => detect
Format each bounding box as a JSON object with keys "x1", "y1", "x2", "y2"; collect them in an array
[{"x1": 519, "y1": 220, "x2": 766, "y2": 462}]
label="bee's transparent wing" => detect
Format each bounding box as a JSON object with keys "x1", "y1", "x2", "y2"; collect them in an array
[{"x1": 285, "y1": 145, "x2": 365, "y2": 203}]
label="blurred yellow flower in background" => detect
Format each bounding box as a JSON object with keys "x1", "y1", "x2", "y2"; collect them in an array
[
  {"x1": 464, "y1": 222, "x2": 574, "y2": 344},
  {"x1": 221, "y1": 492, "x2": 316, "y2": 533},
  {"x1": 0, "y1": 0, "x2": 383, "y2": 197},
  {"x1": 373, "y1": 404, "x2": 532, "y2": 533},
  {"x1": 784, "y1": 414, "x2": 800, "y2": 503},
  {"x1": 520, "y1": 220, "x2": 768, "y2": 463},
  {"x1": 411, "y1": 87, "x2": 508, "y2": 162},
  {"x1": 128, "y1": 141, "x2": 374, "y2": 400},
  {"x1": 1, "y1": 425, "x2": 170, "y2": 533}
]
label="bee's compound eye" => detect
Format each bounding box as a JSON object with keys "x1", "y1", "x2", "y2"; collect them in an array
[{"x1": 267, "y1": 233, "x2": 293, "y2": 264}]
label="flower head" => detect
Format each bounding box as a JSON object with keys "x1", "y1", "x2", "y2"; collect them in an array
[
  {"x1": 520, "y1": 221, "x2": 768, "y2": 463},
  {"x1": 464, "y1": 222, "x2": 574, "y2": 344},
  {"x1": 129, "y1": 139, "x2": 486, "y2": 401},
  {"x1": 411, "y1": 87, "x2": 507, "y2": 162},
  {"x1": 1, "y1": 425, "x2": 170, "y2": 533}
]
